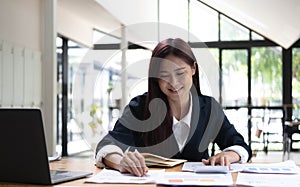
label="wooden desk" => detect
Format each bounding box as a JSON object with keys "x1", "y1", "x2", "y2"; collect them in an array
[{"x1": 0, "y1": 157, "x2": 238, "y2": 187}]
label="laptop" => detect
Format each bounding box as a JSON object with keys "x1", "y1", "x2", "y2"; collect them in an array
[{"x1": 0, "y1": 108, "x2": 92, "y2": 185}]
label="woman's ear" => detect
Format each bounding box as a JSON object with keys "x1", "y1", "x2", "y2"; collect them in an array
[{"x1": 192, "y1": 62, "x2": 197, "y2": 75}]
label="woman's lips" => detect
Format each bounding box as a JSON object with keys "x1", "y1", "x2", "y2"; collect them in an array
[{"x1": 169, "y1": 86, "x2": 183, "y2": 93}]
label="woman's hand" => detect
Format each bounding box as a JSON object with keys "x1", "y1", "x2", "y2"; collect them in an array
[
  {"x1": 103, "y1": 150, "x2": 148, "y2": 177},
  {"x1": 201, "y1": 151, "x2": 240, "y2": 167},
  {"x1": 119, "y1": 150, "x2": 148, "y2": 176}
]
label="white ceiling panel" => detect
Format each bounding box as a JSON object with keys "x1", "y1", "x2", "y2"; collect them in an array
[
  {"x1": 57, "y1": 0, "x2": 121, "y2": 47},
  {"x1": 95, "y1": 0, "x2": 158, "y2": 25},
  {"x1": 60, "y1": 0, "x2": 300, "y2": 49},
  {"x1": 199, "y1": 0, "x2": 300, "y2": 49}
]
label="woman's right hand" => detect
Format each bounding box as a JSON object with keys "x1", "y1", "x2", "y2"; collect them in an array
[
  {"x1": 118, "y1": 150, "x2": 148, "y2": 176},
  {"x1": 104, "y1": 150, "x2": 148, "y2": 177}
]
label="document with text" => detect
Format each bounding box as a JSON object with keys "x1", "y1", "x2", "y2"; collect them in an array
[
  {"x1": 242, "y1": 160, "x2": 300, "y2": 174},
  {"x1": 237, "y1": 160, "x2": 300, "y2": 187},
  {"x1": 85, "y1": 168, "x2": 233, "y2": 186},
  {"x1": 85, "y1": 168, "x2": 162, "y2": 184},
  {"x1": 155, "y1": 171, "x2": 233, "y2": 186},
  {"x1": 237, "y1": 173, "x2": 300, "y2": 187}
]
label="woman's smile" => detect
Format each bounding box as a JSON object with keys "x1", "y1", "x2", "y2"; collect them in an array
[{"x1": 168, "y1": 85, "x2": 184, "y2": 94}]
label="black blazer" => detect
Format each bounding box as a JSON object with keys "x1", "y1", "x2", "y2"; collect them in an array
[{"x1": 96, "y1": 93, "x2": 252, "y2": 162}]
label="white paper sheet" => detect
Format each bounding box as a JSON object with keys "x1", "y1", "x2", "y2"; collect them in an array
[
  {"x1": 242, "y1": 160, "x2": 300, "y2": 174},
  {"x1": 85, "y1": 168, "x2": 162, "y2": 184},
  {"x1": 86, "y1": 168, "x2": 233, "y2": 186},
  {"x1": 155, "y1": 172, "x2": 233, "y2": 186},
  {"x1": 237, "y1": 160, "x2": 300, "y2": 186},
  {"x1": 237, "y1": 172, "x2": 300, "y2": 187}
]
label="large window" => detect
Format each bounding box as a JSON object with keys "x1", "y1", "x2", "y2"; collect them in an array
[
  {"x1": 189, "y1": 0, "x2": 218, "y2": 42},
  {"x1": 56, "y1": 31, "x2": 153, "y2": 155},
  {"x1": 220, "y1": 15, "x2": 250, "y2": 41},
  {"x1": 251, "y1": 47, "x2": 282, "y2": 106},
  {"x1": 56, "y1": 37, "x2": 90, "y2": 155},
  {"x1": 222, "y1": 49, "x2": 248, "y2": 106},
  {"x1": 193, "y1": 48, "x2": 219, "y2": 99}
]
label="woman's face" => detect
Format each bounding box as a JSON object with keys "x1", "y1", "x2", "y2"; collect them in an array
[{"x1": 158, "y1": 54, "x2": 196, "y2": 102}]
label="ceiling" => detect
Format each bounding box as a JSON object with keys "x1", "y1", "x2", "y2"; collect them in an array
[
  {"x1": 57, "y1": 0, "x2": 300, "y2": 49},
  {"x1": 94, "y1": 0, "x2": 300, "y2": 49},
  {"x1": 199, "y1": 0, "x2": 300, "y2": 49},
  {"x1": 57, "y1": 0, "x2": 120, "y2": 47},
  {"x1": 57, "y1": 0, "x2": 300, "y2": 100}
]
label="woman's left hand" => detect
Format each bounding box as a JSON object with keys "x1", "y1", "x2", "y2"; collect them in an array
[{"x1": 201, "y1": 151, "x2": 240, "y2": 167}]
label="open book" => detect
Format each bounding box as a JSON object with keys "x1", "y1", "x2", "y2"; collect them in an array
[{"x1": 141, "y1": 153, "x2": 187, "y2": 167}]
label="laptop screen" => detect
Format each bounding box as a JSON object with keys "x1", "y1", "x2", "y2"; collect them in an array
[{"x1": 0, "y1": 108, "x2": 52, "y2": 184}]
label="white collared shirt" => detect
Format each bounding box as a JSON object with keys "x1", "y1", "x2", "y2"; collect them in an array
[{"x1": 172, "y1": 94, "x2": 193, "y2": 152}]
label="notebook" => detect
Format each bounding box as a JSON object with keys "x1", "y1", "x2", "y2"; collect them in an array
[{"x1": 0, "y1": 108, "x2": 92, "y2": 185}]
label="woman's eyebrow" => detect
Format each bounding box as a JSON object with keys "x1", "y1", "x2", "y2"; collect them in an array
[
  {"x1": 175, "y1": 67, "x2": 186, "y2": 71},
  {"x1": 160, "y1": 67, "x2": 186, "y2": 73}
]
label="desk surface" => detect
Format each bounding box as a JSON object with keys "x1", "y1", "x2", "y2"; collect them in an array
[
  {"x1": 3, "y1": 157, "x2": 300, "y2": 187},
  {"x1": 0, "y1": 157, "x2": 239, "y2": 187}
]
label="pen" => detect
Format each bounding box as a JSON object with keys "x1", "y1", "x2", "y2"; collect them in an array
[{"x1": 124, "y1": 146, "x2": 131, "y2": 154}]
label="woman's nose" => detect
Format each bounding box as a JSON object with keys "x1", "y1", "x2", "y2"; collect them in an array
[{"x1": 168, "y1": 74, "x2": 178, "y2": 85}]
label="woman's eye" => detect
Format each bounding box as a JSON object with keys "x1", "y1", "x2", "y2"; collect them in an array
[
  {"x1": 159, "y1": 75, "x2": 169, "y2": 79},
  {"x1": 176, "y1": 72, "x2": 184, "y2": 76}
]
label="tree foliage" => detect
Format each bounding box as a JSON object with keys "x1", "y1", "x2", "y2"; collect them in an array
[
  {"x1": 251, "y1": 47, "x2": 282, "y2": 101},
  {"x1": 293, "y1": 48, "x2": 300, "y2": 95}
]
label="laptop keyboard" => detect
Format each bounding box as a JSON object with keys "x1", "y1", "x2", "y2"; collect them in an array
[{"x1": 50, "y1": 170, "x2": 71, "y2": 180}]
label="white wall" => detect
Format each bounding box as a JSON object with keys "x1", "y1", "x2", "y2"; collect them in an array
[
  {"x1": 0, "y1": 0, "x2": 41, "y2": 50},
  {"x1": 0, "y1": 0, "x2": 57, "y2": 156},
  {"x1": 0, "y1": 0, "x2": 42, "y2": 107},
  {"x1": 0, "y1": 40, "x2": 42, "y2": 107}
]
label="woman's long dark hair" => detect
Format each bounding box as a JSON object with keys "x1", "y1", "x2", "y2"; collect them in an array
[{"x1": 142, "y1": 38, "x2": 202, "y2": 146}]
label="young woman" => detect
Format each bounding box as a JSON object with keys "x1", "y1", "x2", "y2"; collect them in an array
[{"x1": 95, "y1": 38, "x2": 252, "y2": 176}]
